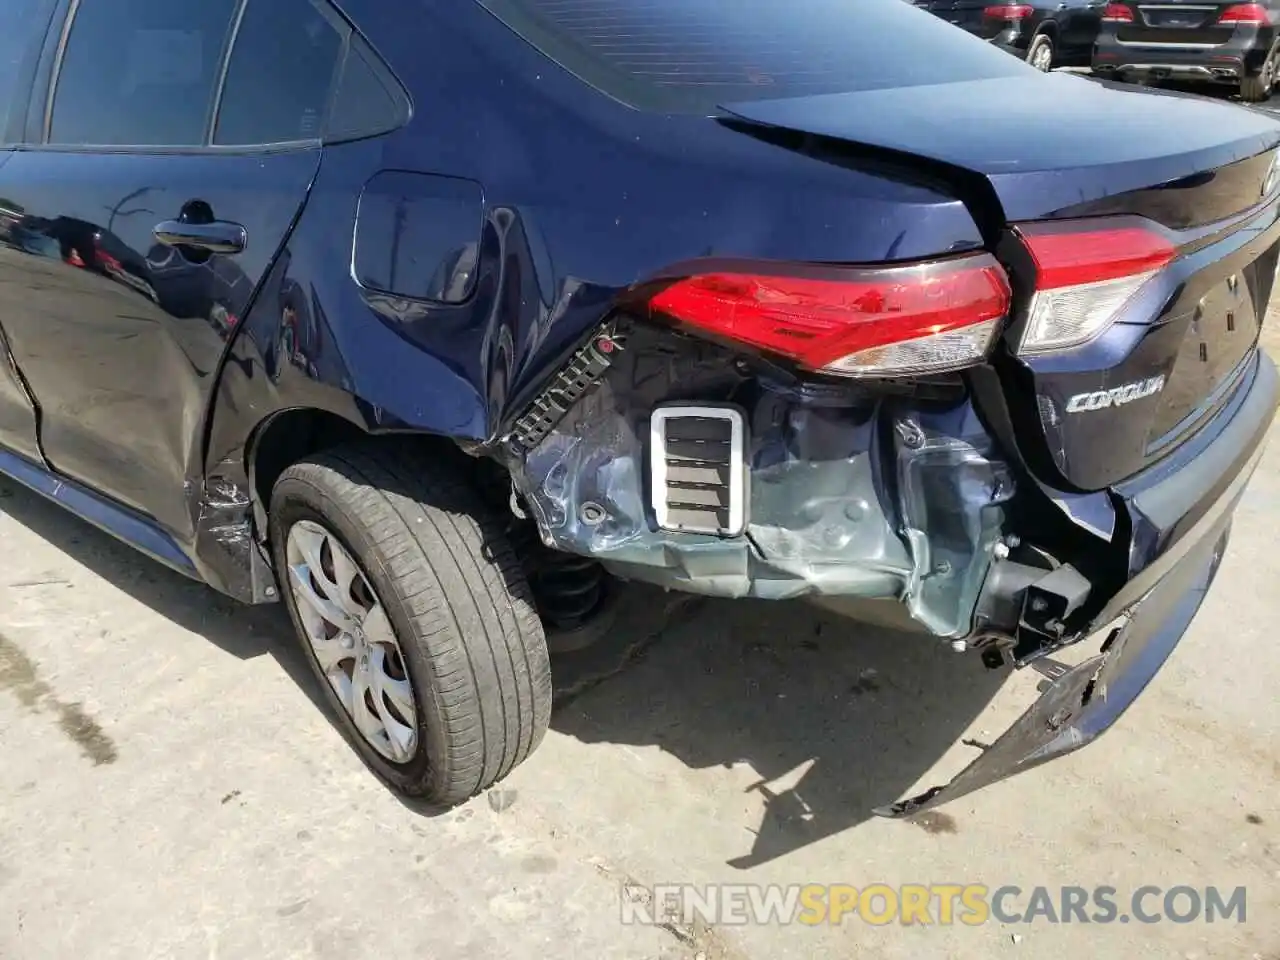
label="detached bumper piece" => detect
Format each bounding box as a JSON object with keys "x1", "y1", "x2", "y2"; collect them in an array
[
  {"x1": 877, "y1": 352, "x2": 1277, "y2": 817},
  {"x1": 876, "y1": 519, "x2": 1231, "y2": 818}
]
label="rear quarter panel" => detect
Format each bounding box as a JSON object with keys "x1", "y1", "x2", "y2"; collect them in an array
[{"x1": 207, "y1": 0, "x2": 989, "y2": 474}]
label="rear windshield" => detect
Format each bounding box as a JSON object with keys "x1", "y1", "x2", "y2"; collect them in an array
[{"x1": 474, "y1": 0, "x2": 1025, "y2": 112}]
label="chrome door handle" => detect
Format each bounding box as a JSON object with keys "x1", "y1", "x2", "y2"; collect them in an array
[{"x1": 153, "y1": 220, "x2": 247, "y2": 255}]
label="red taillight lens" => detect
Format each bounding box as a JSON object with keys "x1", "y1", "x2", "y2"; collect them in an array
[
  {"x1": 1019, "y1": 222, "x2": 1176, "y2": 289},
  {"x1": 647, "y1": 255, "x2": 1012, "y2": 378},
  {"x1": 984, "y1": 3, "x2": 1034, "y2": 17},
  {"x1": 1101, "y1": 2, "x2": 1135, "y2": 21},
  {"x1": 1218, "y1": 2, "x2": 1270, "y2": 23},
  {"x1": 1014, "y1": 217, "x2": 1177, "y2": 355}
]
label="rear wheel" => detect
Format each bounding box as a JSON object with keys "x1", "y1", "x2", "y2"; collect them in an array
[
  {"x1": 270, "y1": 442, "x2": 552, "y2": 804},
  {"x1": 1240, "y1": 48, "x2": 1277, "y2": 102},
  {"x1": 1026, "y1": 34, "x2": 1054, "y2": 72}
]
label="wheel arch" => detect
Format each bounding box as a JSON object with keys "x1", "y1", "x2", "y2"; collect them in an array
[
  {"x1": 244, "y1": 406, "x2": 467, "y2": 535},
  {"x1": 194, "y1": 389, "x2": 475, "y2": 604}
]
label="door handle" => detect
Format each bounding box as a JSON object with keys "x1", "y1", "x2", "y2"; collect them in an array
[{"x1": 153, "y1": 219, "x2": 247, "y2": 255}]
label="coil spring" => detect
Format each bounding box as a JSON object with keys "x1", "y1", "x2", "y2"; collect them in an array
[
  {"x1": 476, "y1": 458, "x2": 609, "y2": 628},
  {"x1": 529, "y1": 552, "x2": 607, "y2": 628}
]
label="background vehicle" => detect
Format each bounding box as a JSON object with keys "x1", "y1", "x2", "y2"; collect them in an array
[
  {"x1": 914, "y1": 0, "x2": 1105, "y2": 69},
  {"x1": 0, "y1": 0, "x2": 1276, "y2": 814},
  {"x1": 1094, "y1": 0, "x2": 1280, "y2": 100}
]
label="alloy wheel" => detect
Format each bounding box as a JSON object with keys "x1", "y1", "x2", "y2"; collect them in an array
[
  {"x1": 1031, "y1": 41, "x2": 1052, "y2": 72},
  {"x1": 286, "y1": 519, "x2": 418, "y2": 763}
]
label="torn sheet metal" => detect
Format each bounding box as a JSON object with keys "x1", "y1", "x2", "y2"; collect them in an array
[
  {"x1": 507, "y1": 327, "x2": 1016, "y2": 637},
  {"x1": 874, "y1": 513, "x2": 1228, "y2": 818}
]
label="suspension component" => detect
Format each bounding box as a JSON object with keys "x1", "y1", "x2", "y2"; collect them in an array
[
  {"x1": 529, "y1": 552, "x2": 607, "y2": 628},
  {"x1": 475, "y1": 455, "x2": 617, "y2": 651}
]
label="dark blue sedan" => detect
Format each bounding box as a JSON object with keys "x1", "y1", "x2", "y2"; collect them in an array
[{"x1": 0, "y1": 0, "x2": 1275, "y2": 814}]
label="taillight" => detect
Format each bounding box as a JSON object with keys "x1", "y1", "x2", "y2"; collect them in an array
[
  {"x1": 983, "y1": 3, "x2": 1034, "y2": 17},
  {"x1": 1218, "y1": 2, "x2": 1270, "y2": 23},
  {"x1": 1014, "y1": 217, "x2": 1177, "y2": 356},
  {"x1": 647, "y1": 255, "x2": 1012, "y2": 378},
  {"x1": 1101, "y1": 2, "x2": 1135, "y2": 21}
]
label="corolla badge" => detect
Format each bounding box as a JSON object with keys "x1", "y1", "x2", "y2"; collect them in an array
[{"x1": 1065, "y1": 375, "x2": 1166, "y2": 413}]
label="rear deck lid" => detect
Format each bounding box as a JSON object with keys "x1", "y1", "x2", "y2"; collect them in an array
[
  {"x1": 719, "y1": 72, "x2": 1280, "y2": 221},
  {"x1": 1109, "y1": 0, "x2": 1251, "y2": 44},
  {"x1": 721, "y1": 73, "x2": 1280, "y2": 488}
]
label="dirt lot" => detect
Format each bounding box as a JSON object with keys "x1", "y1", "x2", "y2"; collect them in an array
[{"x1": 1, "y1": 337, "x2": 1278, "y2": 958}]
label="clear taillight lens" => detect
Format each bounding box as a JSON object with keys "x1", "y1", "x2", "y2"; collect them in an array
[
  {"x1": 1014, "y1": 218, "x2": 1177, "y2": 356},
  {"x1": 646, "y1": 254, "x2": 1012, "y2": 378}
]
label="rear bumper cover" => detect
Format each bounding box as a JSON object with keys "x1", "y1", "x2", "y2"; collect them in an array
[
  {"x1": 876, "y1": 350, "x2": 1277, "y2": 817},
  {"x1": 1094, "y1": 29, "x2": 1276, "y2": 81},
  {"x1": 506, "y1": 325, "x2": 1017, "y2": 639}
]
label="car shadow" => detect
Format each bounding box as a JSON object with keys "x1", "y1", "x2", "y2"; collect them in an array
[
  {"x1": 548, "y1": 584, "x2": 1009, "y2": 868},
  {"x1": 0, "y1": 477, "x2": 326, "y2": 714},
  {"x1": 0, "y1": 476, "x2": 1010, "y2": 864}
]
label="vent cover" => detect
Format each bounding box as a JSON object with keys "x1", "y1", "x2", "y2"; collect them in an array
[{"x1": 650, "y1": 405, "x2": 747, "y2": 536}]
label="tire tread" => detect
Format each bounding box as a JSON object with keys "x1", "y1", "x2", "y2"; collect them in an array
[{"x1": 271, "y1": 441, "x2": 551, "y2": 803}]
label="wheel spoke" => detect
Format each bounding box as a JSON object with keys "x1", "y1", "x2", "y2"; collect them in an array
[
  {"x1": 285, "y1": 518, "x2": 419, "y2": 765},
  {"x1": 369, "y1": 646, "x2": 416, "y2": 762},
  {"x1": 361, "y1": 604, "x2": 395, "y2": 645},
  {"x1": 310, "y1": 631, "x2": 352, "y2": 673},
  {"x1": 350, "y1": 660, "x2": 385, "y2": 746},
  {"x1": 287, "y1": 562, "x2": 352, "y2": 633},
  {"x1": 296, "y1": 526, "x2": 337, "y2": 593},
  {"x1": 327, "y1": 543, "x2": 366, "y2": 618},
  {"x1": 329, "y1": 667, "x2": 355, "y2": 714},
  {"x1": 373, "y1": 653, "x2": 415, "y2": 723}
]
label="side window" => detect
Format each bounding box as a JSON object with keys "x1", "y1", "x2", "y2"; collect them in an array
[
  {"x1": 213, "y1": 0, "x2": 345, "y2": 146},
  {"x1": 327, "y1": 34, "x2": 412, "y2": 144},
  {"x1": 0, "y1": 0, "x2": 47, "y2": 143},
  {"x1": 48, "y1": 0, "x2": 238, "y2": 146}
]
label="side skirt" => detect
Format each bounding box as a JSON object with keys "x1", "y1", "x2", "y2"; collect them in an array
[{"x1": 0, "y1": 446, "x2": 199, "y2": 580}]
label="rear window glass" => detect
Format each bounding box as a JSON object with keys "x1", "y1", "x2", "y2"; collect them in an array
[{"x1": 474, "y1": 0, "x2": 1025, "y2": 112}]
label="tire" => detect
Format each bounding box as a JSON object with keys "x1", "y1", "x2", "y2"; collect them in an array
[
  {"x1": 1240, "y1": 50, "x2": 1276, "y2": 102},
  {"x1": 269, "y1": 441, "x2": 552, "y2": 805},
  {"x1": 1026, "y1": 33, "x2": 1054, "y2": 72}
]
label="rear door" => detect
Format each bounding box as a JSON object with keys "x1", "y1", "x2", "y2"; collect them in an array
[
  {"x1": 913, "y1": 0, "x2": 997, "y2": 35},
  {"x1": 1060, "y1": 0, "x2": 1106, "y2": 53},
  {"x1": 0, "y1": 0, "x2": 59, "y2": 465},
  {"x1": 0, "y1": 0, "x2": 348, "y2": 541}
]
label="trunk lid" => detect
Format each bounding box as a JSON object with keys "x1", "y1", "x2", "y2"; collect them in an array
[
  {"x1": 1110, "y1": 0, "x2": 1239, "y2": 44},
  {"x1": 719, "y1": 72, "x2": 1280, "y2": 221},
  {"x1": 720, "y1": 73, "x2": 1280, "y2": 488}
]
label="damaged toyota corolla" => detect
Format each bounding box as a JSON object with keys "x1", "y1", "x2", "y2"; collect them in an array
[{"x1": 0, "y1": 0, "x2": 1276, "y2": 811}]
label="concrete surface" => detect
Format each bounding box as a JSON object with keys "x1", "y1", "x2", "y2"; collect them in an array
[{"x1": 1, "y1": 371, "x2": 1279, "y2": 958}]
